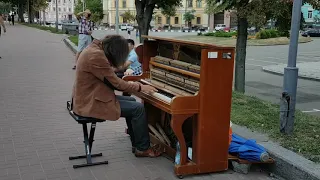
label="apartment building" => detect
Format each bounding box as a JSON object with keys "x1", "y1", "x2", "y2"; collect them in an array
[
  {"x1": 102, "y1": 0, "x2": 234, "y2": 29},
  {"x1": 44, "y1": 0, "x2": 76, "y2": 23},
  {"x1": 301, "y1": 3, "x2": 320, "y2": 23}
]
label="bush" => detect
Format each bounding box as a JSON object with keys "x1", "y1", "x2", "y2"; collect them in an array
[
  {"x1": 203, "y1": 31, "x2": 237, "y2": 38},
  {"x1": 255, "y1": 29, "x2": 279, "y2": 39},
  {"x1": 268, "y1": 30, "x2": 279, "y2": 38}
]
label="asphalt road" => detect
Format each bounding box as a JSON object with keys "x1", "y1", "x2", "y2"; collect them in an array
[{"x1": 92, "y1": 30, "x2": 320, "y2": 117}]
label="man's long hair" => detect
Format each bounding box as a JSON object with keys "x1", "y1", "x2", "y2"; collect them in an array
[{"x1": 101, "y1": 35, "x2": 129, "y2": 68}]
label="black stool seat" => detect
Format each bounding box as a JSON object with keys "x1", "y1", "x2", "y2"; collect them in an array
[
  {"x1": 69, "y1": 111, "x2": 105, "y2": 123},
  {"x1": 67, "y1": 101, "x2": 108, "y2": 169}
]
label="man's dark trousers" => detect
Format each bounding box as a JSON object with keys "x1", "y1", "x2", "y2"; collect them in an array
[{"x1": 117, "y1": 95, "x2": 150, "y2": 151}]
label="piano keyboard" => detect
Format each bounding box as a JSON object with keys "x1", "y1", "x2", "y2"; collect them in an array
[{"x1": 151, "y1": 92, "x2": 172, "y2": 104}]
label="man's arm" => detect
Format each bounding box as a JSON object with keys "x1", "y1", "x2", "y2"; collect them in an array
[
  {"x1": 88, "y1": 55, "x2": 140, "y2": 93},
  {"x1": 75, "y1": 12, "x2": 83, "y2": 20}
]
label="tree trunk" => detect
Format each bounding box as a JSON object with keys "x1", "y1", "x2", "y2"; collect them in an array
[
  {"x1": 135, "y1": 0, "x2": 155, "y2": 43},
  {"x1": 234, "y1": 17, "x2": 248, "y2": 93},
  {"x1": 18, "y1": 4, "x2": 25, "y2": 23}
]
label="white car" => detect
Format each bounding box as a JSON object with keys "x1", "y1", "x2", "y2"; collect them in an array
[
  {"x1": 215, "y1": 24, "x2": 226, "y2": 31},
  {"x1": 120, "y1": 24, "x2": 134, "y2": 31}
]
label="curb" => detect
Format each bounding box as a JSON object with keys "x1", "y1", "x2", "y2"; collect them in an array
[
  {"x1": 64, "y1": 38, "x2": 320, "y2": 180},
  {"x1": 233, "y1": 125, "x2": 320, "y2": 180},
  {"x1": 262, "y1": 67, "x2": 320, "y2": 82},
  {"x1": 63, "y1": 38, "x2": 77, "y2": 54}
]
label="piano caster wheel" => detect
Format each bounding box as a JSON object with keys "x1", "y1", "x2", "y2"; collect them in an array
[
  {"x1": 177, "y1": 175, "x2": 184, "y2": 179},
  {"x1": 67, "y1": 101, "x2": 71, "y2": 111}
]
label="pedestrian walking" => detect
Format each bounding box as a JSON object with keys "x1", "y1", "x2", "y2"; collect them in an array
[
  {"x1": 0, "y1": 13, "x2": 7, "y2": 59},
  {"x1": 9, "y1": 11, "x2": 15, "y2": 26},
  {"x1": 73, "y1": 9, "x2": 93, "y2": 70},
  {"x1": 127, "y1": 28, "x2": 131, "y2": 39}
]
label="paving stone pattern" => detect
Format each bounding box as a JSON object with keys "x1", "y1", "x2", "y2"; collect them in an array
[{"x1": 0, "y1": 24, "x2": 275, "y2": 180}]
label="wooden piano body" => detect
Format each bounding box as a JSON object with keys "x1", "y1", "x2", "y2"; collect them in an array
[{"x1": 124, "y1": 36, "x2": 235, "y2": 177}]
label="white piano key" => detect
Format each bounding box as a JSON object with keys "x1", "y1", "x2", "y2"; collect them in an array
[{"x1": 152, "y1": 92, "x2": 172, "y2": 104}]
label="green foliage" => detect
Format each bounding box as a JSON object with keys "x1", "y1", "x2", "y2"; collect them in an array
[
  {"x1": 232, "y1": 91, "x2": 320, "y2": 163},
  {"x1": 21, "y1": 23, "x2": 63, "y2": 34},
  {"x1": 69, "y1": 35, "x2": 78, "y2": 46},
  {"x1": 32, "y1": 0, "x2": 49, "y2": 11},
  {"x1": 0, "y1": 2, "x2": 11, "y2": 14},
  {"x1": 255, "y1": 29, "x2": 280, "y2": 39},
  {"x1": 122, "y1": 10, "x2": 135, "y2": 23},
  {"x1": 183, "y1": 9, "x2": 195, "y2": 22},
  {"x1": 74, "y1": 0, "x2": 103, "y2": 23},
  {"x1": 161, "y1": 5, "x2": 177, "y2": 17},
  {"x1": 203, "y1": 31, "x2": 237, "y2": 37}
]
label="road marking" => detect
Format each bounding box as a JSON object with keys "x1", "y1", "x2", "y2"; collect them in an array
[{"x1": 302, "y1": 109, "x2": 320, "y2": 113}]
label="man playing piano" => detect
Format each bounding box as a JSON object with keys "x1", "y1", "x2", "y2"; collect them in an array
[{"x1": 72, "y1": 35, "x2": 163, "y2": 157}]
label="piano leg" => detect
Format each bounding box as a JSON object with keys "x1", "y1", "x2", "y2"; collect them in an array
[{"x1": 170, "y1": 114, "x2": 193, "y2": 166}]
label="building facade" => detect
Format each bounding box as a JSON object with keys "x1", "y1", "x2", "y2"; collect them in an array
[
  {"x1": 102, "y1": 0, "x2": 234, "y2": 29},
  {"x1": 301, "y1": 3, "x2": 320, "y2": 24},
  {"x1": 43, "y1": 0, "x2": 76, "y2": 23}
]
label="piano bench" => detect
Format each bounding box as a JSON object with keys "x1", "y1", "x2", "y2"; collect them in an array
[{"x1": 68, "y1": 110, "x2": 108, "y2": 169}]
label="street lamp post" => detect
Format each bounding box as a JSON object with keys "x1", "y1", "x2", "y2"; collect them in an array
[
  {"x1": 115, "y1": 0, "x2": 119, "y2": 34},
  {"x1": 279, "y1": 0, "x2": 302, "y2": 135},
  {"x1": 55, "y1": 0, "x2": 58, "y2": 31}
]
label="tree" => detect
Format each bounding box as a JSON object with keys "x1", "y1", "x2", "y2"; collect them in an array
[
  {"x1": 161, "y1": 5, "x2": 177, "y2": 29},
  {"x1": 74, "y1": 0, "x2": 103, "y2": 23},
  {"x1": 183, "y1": 9, "x2": 195, "y2": 27},
  {"x1": 206, "y1": 0, "x2": 320, "y2": 93},
  {"x1": 122, "y1": 10, "x2": 135, "y2": 23},
  {"x1": 0, "y1": 2, "x2": 11, "y2": 14},
  {"x1": 135, "y1": 0, "x2": 182, "y2": 42}
]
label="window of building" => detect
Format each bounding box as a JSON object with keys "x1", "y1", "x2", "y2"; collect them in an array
[
  {"x1": 308, "y1": 10, "x2": 313, "y2": 18},
  {"x1": 58, "y1": 7, "x2": 61, "y2": 11},
  {"x1": 64, "y1": 8, "x2": 66, "y2": 12},
  {"x1": 188, "y1": 0, "x2": 193, "y2": 8},
  {"x1": 196, "y1": 17, "x2": 201, "y2": 24},
  {"x1": 53, "y1": 7, "x2": 56, "y2": 11},
  {"x1": 157, "y1": 17, "x2": 162, "y2": 24},
  {"x1": 63, "y1": 0, "x2": 66, "y2": 3},
  {"x1": 69, "y1": 8, "x2": 71, "y2": 12},
  {"x1": 196, "y1": 0, "x2": 202, "y2": 8},
  {"x1": 114, "y1": 1, "x2": 117, "y2": 7},
  {"x1": 123, "y1": 0, "x2": 126, "y2": 8},
  {"x1": 166, "y1": 17, "x2": 170, "y2": 24},
  {"x1": 175, "y1": 17, "x2": 179, "y2": 24}
]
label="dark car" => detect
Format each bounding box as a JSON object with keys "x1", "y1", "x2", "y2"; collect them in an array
[
  {"x1": 301, "y1": 29, "x2": 320, "y2": 37},
  {"x1": 182, "y1": 27, "x2": 191, "y2": 32}
]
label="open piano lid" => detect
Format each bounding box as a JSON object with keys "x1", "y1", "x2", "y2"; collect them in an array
[{"x1": 141, "y1": 35, "x2": 235, "y2": 49}]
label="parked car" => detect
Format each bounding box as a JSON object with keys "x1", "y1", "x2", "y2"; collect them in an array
[
  {"x1": 301, "y1": 29, "x2": 320, "y2": 37},
  {"x1": 182, "y1": 27, "x2": 191, "y2": 32},
  {"x1": 120, "y1": 24, "x2": 134, "y2": 31},
  {"x1": 215, "y1": 24, "x2": 226, "y2": 31}
]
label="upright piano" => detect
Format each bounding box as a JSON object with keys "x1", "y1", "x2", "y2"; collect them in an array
[{"x1": 123, "y1": 35, "x2": 235, "y2": 178}]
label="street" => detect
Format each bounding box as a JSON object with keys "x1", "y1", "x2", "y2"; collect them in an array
[
  {"x1": 0, "y1": 25, "x2": 275, "y2": 179},
  {"x1": 92, "y1": 29, "x2": 320, "y2": 116}
]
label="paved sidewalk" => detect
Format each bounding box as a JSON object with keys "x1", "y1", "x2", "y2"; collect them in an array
[
  {"x1": 263, "y1": 61, "x2": 320, "y2": 81},
  {"x1": 0, "y1": 24, "x2": 274, "y2": 180}
]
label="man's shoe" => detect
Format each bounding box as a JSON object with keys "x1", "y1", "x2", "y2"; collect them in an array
[
  {"x1": 72, "y1": 65, "x2": 76, "y2": 70},
  {"x1": 135, "y1": 144, "x2": 163, "y2": 158},
  {"x1": 132, "y1": 147, "x2": 136, "y2": 153}
]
